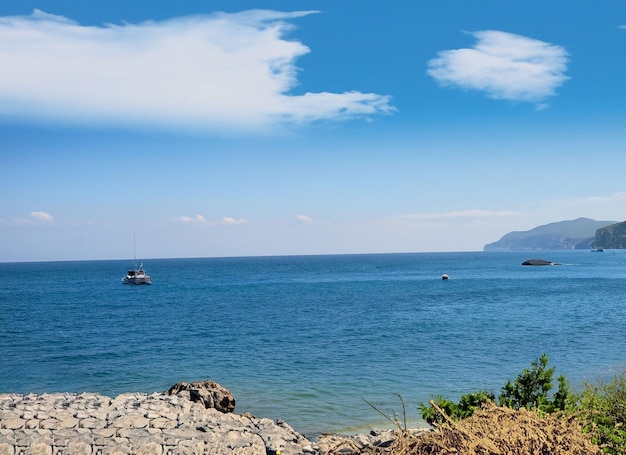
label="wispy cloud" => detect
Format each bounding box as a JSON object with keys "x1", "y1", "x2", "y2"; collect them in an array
[
  {"x1": 427, "y1": 30, "x2": 569, "y2": 105},
  {"x1": 0, "y1": 211, "x2": 55, "y2": 226},
  {"x1": 533, "y1": 192, "x2": 626, "y2": 219},
  {"x1": 30, "y1": 211, "x2": 54, "y2": 222},
  {"x1": 295, "y1": 214, "x2": 314, "y2": 224},
  {"x1": 171, "y1": 214, "x2": 208, "y2": 224},
  {"x1": 0, "y1": 9, "x2": 393, "y2": 132},
  {"x1": 395, "y1": 209, "x2": 518, "y2": 220},
  {"x1": 223, "y1": 216, "x2": 248, "y2": 225},
  {"x1": 170, "y1": 214, "x2": 247, "y2": 225}
]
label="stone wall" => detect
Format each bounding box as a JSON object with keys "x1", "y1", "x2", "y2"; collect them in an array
[{"x1": 0, "y1": 392, "x2": 315, "y2": 455}]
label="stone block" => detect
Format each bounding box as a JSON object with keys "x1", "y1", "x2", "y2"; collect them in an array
[
  {"x1": 55, "y1": 418, "x2": 78, "y2": 430},
  {"x1": 24, "y1": 421, "x2": 39, "y2": 430},
  {"x1": 38, "y1": 420, "x2": 60, "y2": 431},
  {"x1": 98, "y1": 443, "x2": 131, "y2": 455},
  {"x1": 149, "y1": 418, "x2": 177, "y2": 430},
  {"x1": 132, "y1": 442, "x2": 163, "y2": 455},
  {"x1": 78, "y1": 418, "x2": 107, "y2": 430},
  {"x1": 110, "y1": 415, "x2": 149, "y2": 429},
  {"x1": 22, "y1": 442, "x2": 52, "y2": 455},
  {"x1": 65, "y1": 440, "x2": 93, "y2": 455},
  {"x1": 167, "y1": 439, "x2": 205, "y2": 455},
  {"x1": 1, "y1": 419, "x2": 24, "y2": 430},
  {"x1": 90, "y1": 429, "x2": 115, "y2": 438}
]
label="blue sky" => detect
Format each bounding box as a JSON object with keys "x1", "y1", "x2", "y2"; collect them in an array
[{"x1": 1, "y1": 1, "x2": 625, "y2": 262}]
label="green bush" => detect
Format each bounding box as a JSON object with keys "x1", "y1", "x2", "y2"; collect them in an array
[
  {"x1": 498, "y1": 353, "x2": 570, "y2": 413},
  {"x1": 417, "y1": 356, "x2": 626, "y2": 454},
  {"x1": 419, "y1": 354, "x2": 569, "y2": 424},
  {"x1": 419, "y1": 391, "x2": 495, "y2": 425},
  {"x1": 572, "y1": 371, "x2": 626, "y2": 455}
]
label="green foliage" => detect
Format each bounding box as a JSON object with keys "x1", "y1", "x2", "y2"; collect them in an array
[
  {"x1": 572, "y1": 371, "x2": 626, "y2": 455},
  {"x1": 418, "y1": 396, "x2": 456, "y2": 425},
  {"x1": 419, "y1": 355, "x2": 569, "y2": 425},
  {"x1": 594, "y1": 221, "x2": 626, "y2": 249},
  {"x1": 419, "y1": 391, "x2": 495, "y2": 425},
  {"x1": 498, "y1": 353, "x2": 570, "y2": 413},
  {"x1": 551, "y1": 373, "x2": 572, "y2": 413},
  {"x1": 417, "y1": 356, "x2": 626, "y2": 454},
  {"x1": 459, "y1": 390, "x2": 496, "y2": 417}
]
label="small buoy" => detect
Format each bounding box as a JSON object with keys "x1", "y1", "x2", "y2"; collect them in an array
[{"x1": 441, "y1": 273, "x2": 449, "y2": 280}]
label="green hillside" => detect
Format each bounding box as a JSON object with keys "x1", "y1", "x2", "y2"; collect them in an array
[
  {"x1": 594, "y1": 221, "x2": 626, "y2": 249},
  {"x1": 483, "y1": 218, "x2": 618, "y2": 251}
]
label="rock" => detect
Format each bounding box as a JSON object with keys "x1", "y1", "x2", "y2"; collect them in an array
[
  {"x1": 314, "y1": 429, "x2": 429, "y2": 454},
  {"x1": 521, "y1": 259, "x2": 560, "y2": 266},
  {"x1": 166, "y1": 380, "x2": 236, "y2": 414},
  {"x1": 0, "y1": 419, "x2": 24, "y2": 430},
  {"x1": 0, "y1": 390, "x2": 315, "y2": 454}
]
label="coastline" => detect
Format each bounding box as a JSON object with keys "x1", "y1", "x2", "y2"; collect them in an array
[
  {"x1": 0, "y1": 391, "x2": 412, "y2": 455},
  {"x1": 3, "y1": 253, "x2": 625, "y2": 439},
  {"x1": 1, "y1": 389, "x2": 603, "y2": 455}
]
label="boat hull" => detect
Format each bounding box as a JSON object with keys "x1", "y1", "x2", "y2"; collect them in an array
[
  {"x1": 123, "y1": 267, "x2": 152, "y2": 285},
  {"x1": 122, "y1": 276, "x2": 152, "y2": 285}
]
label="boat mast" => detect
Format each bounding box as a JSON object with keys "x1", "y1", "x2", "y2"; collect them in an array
[{"x1": 133, "y1": 234, "x2": 137, "y2": 272}]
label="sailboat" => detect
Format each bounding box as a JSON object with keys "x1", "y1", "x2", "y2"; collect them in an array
[{"x1": 122, "y1": 236, "x2": 152, "y2": 285}]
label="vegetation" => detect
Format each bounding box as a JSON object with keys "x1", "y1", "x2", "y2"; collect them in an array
[
  {"x1": 413, "y1": 354, "x2": 626, "y2": 454},
  {"x1": 573, "y1": 371, "x2": 626, "y2": 455},
  {"x1": 419, "y1": 354, "x2": 570, "y2": 426},
  {"x1": 594, "y1": 221, "x2": 626, "y2": 249},
  {"x1": 483, "y1": 217, "x2": 616, "y2": 251},
  {"x1": 498, "y1": 353, "x2": 571, "y2": 413},
  {"x1": 409, "y1": 402, "x2": 601, "y2": 455},
  {"x1": 336, "y1": 357, "x2": 626, "y2": 454},
  {"x1": 418, "y1": 391, "x2": 495, "y2": 425}
]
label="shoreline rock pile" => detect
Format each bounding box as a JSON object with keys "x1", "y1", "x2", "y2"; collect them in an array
[
  {"x1": 0, "y1": 379, "x2": 405, "y2": 455},
  {"x1": 3, "y1": 381, "x2": 594, "y2": 454},
  {"x1": 0, "y1": 388, "x2": 315, "y2": 454}
]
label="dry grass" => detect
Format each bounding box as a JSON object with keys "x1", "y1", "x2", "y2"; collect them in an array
[
  {"x1": 404, "y1": 401, "x2": 601, "y2": 455},
  {"x1": 321, "y1": 401, "x2": 601, "y2": 455}
]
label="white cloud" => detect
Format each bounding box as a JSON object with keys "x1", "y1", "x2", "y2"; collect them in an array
[
  {"x1": 223, "y1": 216, "x2": 248, "y2": 225},
  {"x1": 0, "y1": 9, "x2": 393, "y2": 132},
  {"x1": 395, "y1": 209, "x2": 518, "y2": 220},
  {"x1": 295, "y1": 214, "x2": 313, "y2": 224},
  {"x1": 30, "y1": 211, "x2": 54, "y2": 222},
  {"x1": 170, "y1": 214, "x2": 247, "y2": 225},
  {"x1": 0, "y1": 211, "x2": 55, "y2": 226},
  {"x1": 427, "y1": 30, "x2": 569, "y2": 105},
  {"x1": 171, "y1": 214, "x2": 207, "y2": 224},
  {"x1": 531, "y1": 192, "x2": 626, "y2": 221}
]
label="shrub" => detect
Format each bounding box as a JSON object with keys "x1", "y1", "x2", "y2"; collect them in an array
[
  {"x1": 573, "y1": 370, "x2": 626, "y2": 455},
  {"x1": 498, "y1": 353, "x2": 570, "y2": 413},
  {"x1": 419, "y1": 354, "x2": 569, "y2": 424},
  {"x1": 419, "y1": 391, "x2": 495, "y2": 425},
  {"x1": 419, "y1": 396, "x2": 458, "y2": 425}
]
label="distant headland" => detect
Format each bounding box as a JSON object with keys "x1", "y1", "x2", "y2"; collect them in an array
[{"x1": 484, "y1": 217, "x2": 626, "y2": 251}]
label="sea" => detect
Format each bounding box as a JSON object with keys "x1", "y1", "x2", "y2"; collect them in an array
[{"x1": 1, "y1": 250, "x2": 625, "y2": 438}]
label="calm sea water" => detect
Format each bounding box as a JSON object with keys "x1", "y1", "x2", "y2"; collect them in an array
[{"x1": 1, "y1": 251, "x2": 625, "y2": 437}]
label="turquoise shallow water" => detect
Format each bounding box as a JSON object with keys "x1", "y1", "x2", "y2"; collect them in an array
[{"x1": 1, "y1": 251, "x2": 625, "y2": 437}]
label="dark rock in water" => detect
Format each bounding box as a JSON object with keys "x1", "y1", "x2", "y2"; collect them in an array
[
  {"x1": 167, "y1": 380, "x2": 236, "y2": 413},
  {"x1": 522, "y1": 259, "x2": 560, "y2": 266}
]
